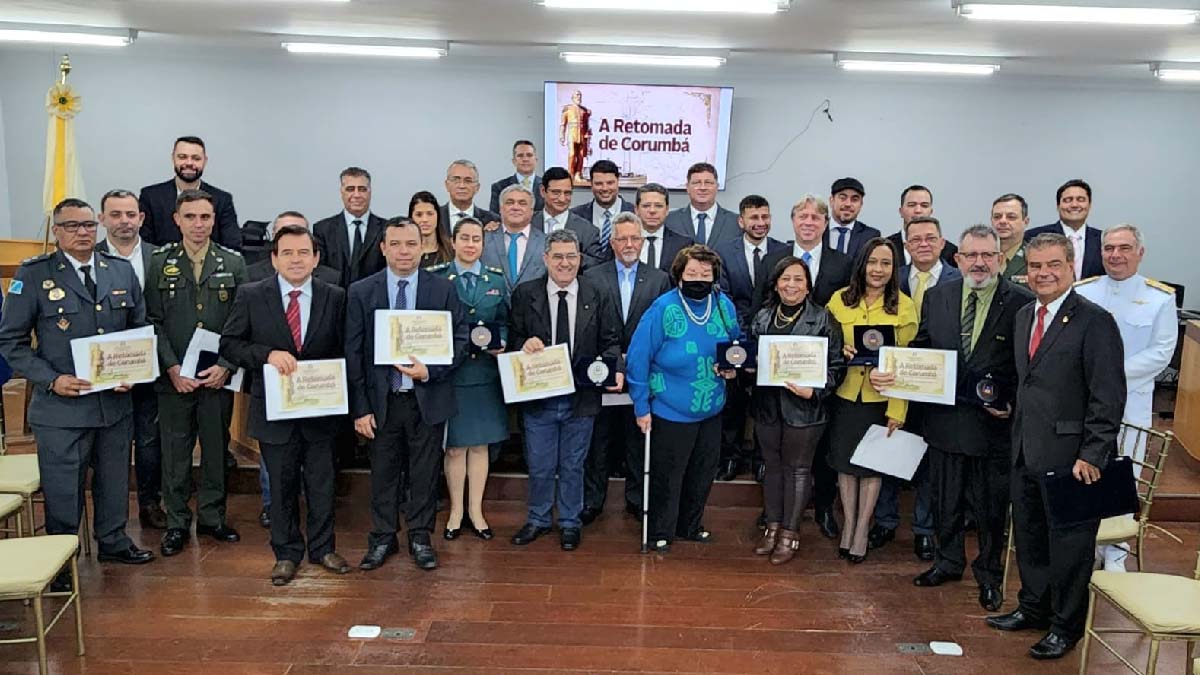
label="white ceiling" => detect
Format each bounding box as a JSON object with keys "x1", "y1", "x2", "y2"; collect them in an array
[{"x1": 4, "y1": 0, "x2": 1200, "y2": 72}]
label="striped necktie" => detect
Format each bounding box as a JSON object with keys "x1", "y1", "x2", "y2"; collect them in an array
[{"x1": 961, "y1": 291, "x2": 978, "y2": 357}]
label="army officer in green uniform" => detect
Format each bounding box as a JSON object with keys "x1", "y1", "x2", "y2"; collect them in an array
[
  {"x1": 429, "y1": 217, "x2": 510, "y2": 541},
  {"x1": 144, "y1": 189, "x2": 247, "y2": 557},
  {"x1": 0, "y1": 198, "x2": 155, "y2": 580}
]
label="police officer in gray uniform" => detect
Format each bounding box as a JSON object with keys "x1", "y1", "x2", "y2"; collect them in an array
[{"x1": 0, "y1": 198, "x2": 155, "y2": 586}]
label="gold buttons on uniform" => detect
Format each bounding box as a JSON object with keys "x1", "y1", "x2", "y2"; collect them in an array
[
  {"x1": 196, "y1": 304, "x2": 203, "y2": 310},
  {"x1": 95, "y1": 304, "x2": 102, "y2": 311},
  {"x1": 97, "y1": 328, "x2": 105, "y2": 334}
]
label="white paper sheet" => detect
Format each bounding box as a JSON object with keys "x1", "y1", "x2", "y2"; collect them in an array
[
  {"x1": 69, "y1": 326, "x2": 158, "y2": 394},
  {"x1": 849, "y1": 424, "x2": 929, "y2": 480},
  {"x1": 180, "y1": 327, "x2": 245, "y2": 392}
]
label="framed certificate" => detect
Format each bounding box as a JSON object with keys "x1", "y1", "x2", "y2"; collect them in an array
[
  {"x1": 877, "y1": 346, "x2": 958, "y2": 405},
  {"x1": 263, "y1": 359, "x2": 349, "y2": 421},
  {"x1": 497, "y1": 344, "x2": 577, "y2": 403},
  {"x1": 69, "y1": 326, "x2": 159, "y2": 394},
  {"x1": 373, "y1": 310, "x2": 454, "y2": 366},
  {"x1": 755, "y1": 335, "x2": 828, "y2": 388}
]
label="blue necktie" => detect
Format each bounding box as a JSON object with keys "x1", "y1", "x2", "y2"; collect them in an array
[
  {"x1": 507, "y1": 232, "x2": 523, "y2": 284},
  {"x1": 834, "y1": 226, "x2": 849, "y2": 253},
  {"x1": 696, "y1": 212, "x2": 707, "y2": 244},
  {"x1": 389, "y1": 279, "x2": 410, "y2": 392},
  {"x1": 802, "y1": 251, "x2": 812, "y2": 267},
  {"x1": 619, "y1": 268, "x2": 634, "y2": 322},
  {"x1": 600, "y1": 210, "x2": 612, "y2": 248}
]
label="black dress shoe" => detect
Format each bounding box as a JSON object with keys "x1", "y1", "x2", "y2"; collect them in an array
[
  {"x1": 580, "y1": 507, "x2": 601, "y2": 526},
  {"x1": 838, "y1": 547, "x2": 850, "y2": 559},
  {"x1": 1029, "y1": 632, "x2": 1076, "y2": 660},
  {"x1": 160, "y1": 528, "x2": 188, "y2": 557},
  {"x1": 754, "y1": 461, "x2": 766, "y2": 484},
  {"x1": 913, "y1": 567, "x2": 962, "y2": 587},
  {"x1": 867, "y1": 525, "x2": 895, "y2": 550},
  {"x1": 914, "y1": 534, "x2": 935, "y2": 561},
  {"x1": 716, "y1": 458, "x2": 740, "y2": 482},
  {"x1": 98, "y1": 544, "x2": 155, "y2": 565},
  {"x1": 443, "y1": 526, "x2": 461, "y2": 540},
  {"x1": 986, "y1": 610, "x2": 1051, "y2": 632},
  {"x1": 139, "y1": 504, "x2": 168, "y2": 530},
  {"x1": 196, "y1": 524, "x2": 241, "y2": 543},
  {"x1": 561, "y1": 527, "x2": 581, "y2": 551},
  {"x1": 258, "y1": 508, "x2": 271, "y2": 529},
  {"x1": 49, "y1": 570, "x2": 73, "y2": 593},
  {"x1": 471, "y1": 524, "x2": 494, "y2": 541},
  {"x1": 847, "y1": 550, "x2": 868, "y2": 564},
  {"x1": 359, "y1": 544, "x2": 396, "y2": 571},
  {"x1": 271, "y1": 560, "x2": 297, "y2": 586},
  {"x1": 979, "y1": 585, "x2": 1003, "y2": 612},
  {"x1": 815, "y1": 510, "x2": 840, "y2": 539},
  {"x1": 410, "y1": 541, "x2": 438, "y2": 570},
  {"x1": 511, "y1": 523, "x2": 551, "y2": 545}
]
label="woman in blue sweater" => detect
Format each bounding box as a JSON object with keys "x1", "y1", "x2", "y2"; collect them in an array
[{"x1": 627, "y1": 245, "x2": 741, "y2": 551}]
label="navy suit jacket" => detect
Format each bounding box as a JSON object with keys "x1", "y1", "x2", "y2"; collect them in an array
[
  {"x1": 531, "y1": 211, "x2": 604, "y2": 269},
  {"x1": 490, "y1": 175, "x2": 543, "y2": 213},
  {"x1": 664, "y1": 204, "x2": 741, "y2": 247},
  {"x1": 439, "y1": 204, "x2": 499, "y2": 237},
  {"x1": 568, "y1": 198, "x2": 634, "y2": 228},
  {"x1": 138, "y1": 179, "x2": 241, "y2": 250},
  {"x1": 1023, "y1": 222, "x2": 1105, "y2": 280},
  {"x1": 887, "y1": 232, "x2": 959, "y2": 269},
  {"x1": 715, "y1": 236, "x2": 787, "y2": 328},
  {"x1": 899, "y1": 263, "x2": 963, "y2": 296},
  {"x1": 344, "y1": 269, "x2": 468, "y2": 427},
  {"x1": 822, "y1": 220, "x2": 881, "y2": 262}
]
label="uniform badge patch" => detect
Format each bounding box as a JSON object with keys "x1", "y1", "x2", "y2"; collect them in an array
[
  {"x1": 7, "y1": 279, "x2": 22, "y2": 295},
  {"x1": 48, "y1": 288, "x2": 66, "y2": 301}
]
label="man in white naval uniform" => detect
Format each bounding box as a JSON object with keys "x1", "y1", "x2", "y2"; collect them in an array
[{"x1": 1075, "y1": 223, "x2": 1176, "y2": 572}]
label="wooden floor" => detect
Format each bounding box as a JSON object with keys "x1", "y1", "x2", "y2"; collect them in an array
[{"x1": 1, "y1": 494, "x2": 1197, "y2": 675}]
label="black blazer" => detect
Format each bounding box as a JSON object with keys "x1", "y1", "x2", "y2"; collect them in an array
[
  {"x1": 714, "y1": 236, "x2": 787, "y2": 329},
  {"x1": 1012, "y1": 291, "x2": 1126, "y2": 471},
  {"x1": 886, "y1": 232, "x2": 958, "y2": 269},
  {"x1": 1023, "y1": 223, "x2": 1105, "y2": 279},
  {"x1": 344, "y1": 269, "x2": 468, "y2": 427},
  {"x1": 898, "y1": 263, "x2": 963, "y2": 296},
  {"x1": 138, "y1": 179, "x2": 241, "y2": 250},
  {"x1": 531, "y1": 211, "x2": 604, "y2": 269},
  {"x1": 753, "y1": 244, "x2": 851, "y2": 318},
  {"x1": 912, "y1": 277, "x2": 1034, "y2": 456},
  {"x1": 312, "y1": 212, "x2": 387, "y2": 288},
  {"x1": 507, "y1": 275, "x2": 622, "y2": 417},
  {"x1": 582, "y1": 261, "x2": 672, "y2": 352},
  {"x1": 246, "y1": 258, "x2": 341, "y2": 286},
  {"x1": 646, "y1": 227, "x2": 693, "y2": 281},
  {"x1": 822, "y1": 220, "x2": 881, "y2": 261},
  {"x1": 489, "y1": 175, "x2": 543, "y2": 213},
  {"x1": 219, "y1": 276, "x2": 347, "y2": 445},
  {"x1": 439, "y1": 204, "x2": 499, "y2": 237}
]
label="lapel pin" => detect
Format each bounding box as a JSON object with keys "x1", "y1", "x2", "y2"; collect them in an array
[
  {"x1": 56, "y1": 317, "x2": 70, "y2": 331},
  {"x1": 48, "y1": 288, "x2": 66, "y2": 301},
  {"x1": 1062, "y1": 316, "x2": 1069, "y2": 324},
  {"x1": 57, "y1": 263, "x2": 66, "y2": 270},
  {"x1": 98, "y1": 260, "x2": 108, "y2": 268},
  {"x1": 42, "y1": 280, "x2": 55, "y2": 290}
]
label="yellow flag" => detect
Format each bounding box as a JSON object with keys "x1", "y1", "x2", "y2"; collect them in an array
[{"x1": 42, "y1": 82, "x2": 85, "y2": 215}]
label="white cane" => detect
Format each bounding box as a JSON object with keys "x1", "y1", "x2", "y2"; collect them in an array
[{"x1": 641, "y1": 422, "x2": 651, "y2": 553}]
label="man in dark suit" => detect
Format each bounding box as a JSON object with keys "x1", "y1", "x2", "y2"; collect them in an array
[
  {"x1": 95, "y1": 188, "x2": 167, "y2": 530},
  {"x1": 220, "y1": 224, "x2": 351, "y2": 585},
  {"x1": 489, "y1": 139, "x2": 544, "y2": 213},
  {"x1": 897, "y1": 217, "x2": 965, "y2": 306},
  {"x1": 663, "y1": 162, "x2": 740, "y2": 248},
  {"x1": 985, "y1": 232, "x2": 1126, "y2": 660},
  {"x1": 509, "y1": 228, "x2": 623, "y2": 550},
  {"x1": 909, "y1": 225, "x2": 1034, "y2": 613},
  {"x1": 532, "y1": 166, "x2": 603, "y2": 268},
  {"x1": 252, "y1": 212, "x2": 340, "y2": 286},
  {"x1": 823, "y1": 177, "x2": 881, "y2": 261},
  {"x1": 886, "y1": 185, "x2": 958, "y2": 269},
  {"x1": 1022, "y1": 179, "x2": 1104, "y2": 281},
  {"x1": 753, "y1": 194, "x2": 851, "y2": 538},
  {"x1": 569, "y1": 159, "x2": 633, "y2": 251},
  {"x1": 714, "y1": 194, "x2": 786, "y2": 482},
  {"x1": 346, "y1": 217, "x2": 467, "y2": 572},
  {"x1": 312, "y1": 167, "x2": 387, "y2": 289},
  {"x1": 580, "y1": 213, "x2": 672, "y2": 522},
  {"x1": 482, "y1": 183, "x2": 548, "y2": 291},
  {"x1": 441, "y1": 159, "x2": 499, "y2": 236},
  {"x1": 139, "y1": 135, "x2": 241, "y2": 250},
  {"x1": 633, "y1": 184, "x2": 691, "y2": 281}
]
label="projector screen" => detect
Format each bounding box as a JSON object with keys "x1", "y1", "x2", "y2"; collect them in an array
[{"x1": 544, "y1": 81, "x2": 734, "y2": 190}]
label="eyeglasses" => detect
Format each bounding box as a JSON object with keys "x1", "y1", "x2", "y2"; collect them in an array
[
  {"x1": 548, "y1": 253, "x2": 580, "y2": 262},
  {"x1": 545, "y1": 189, "x2": 572, "y2": 198},
  {"x1": 959, "y1": 251, "x2": 999, "y2": 261},
  {"x1": 55, "y1": 220, "x2": 99, "y2": 232},
  {"x1": 907, "y1": 236, "x2": 942, "y2": 246},
  {"x1": 447, "y1": 176, "x2": 478, "y2": 185}
]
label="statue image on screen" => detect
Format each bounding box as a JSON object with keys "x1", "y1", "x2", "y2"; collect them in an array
[{"x1": 559, "y1": 89, "x2": 592, "y2": 184}]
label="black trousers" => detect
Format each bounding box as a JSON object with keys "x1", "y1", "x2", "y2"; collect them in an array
[
  {"x1": 130, "y1": 382, "x2": 161, "y2": 508},
  {"x1": 758, "y1": 422, "x2": 824, "y2": 531},
  {"x1": 583, "y1": 406, "x2": 639, "y2": 512},
  {"x1": 929, "y1": 447, "x2": 1009, "y2": 586},
  {"x1": 811, "y1": 428, "x2": 838, "y2": 516},
  {"x1": 368, "y1": 392, "x2": 444, "y2": 548},
  {"x1": 719, "y1": 376, "x2": 756, "y2": 466},
  {"x1": 649, "y1": 414, "x2": 721, "y2": 542},
  {"x1": 260, "y1": 429, "x2": 337, "y2": 564},
  {"x1": 1012, "y1": 461, "x2": 1100, "y2": 641}
]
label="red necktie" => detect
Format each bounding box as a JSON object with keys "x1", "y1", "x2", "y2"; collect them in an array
[
  {"x1": 286, "y1": 289, "x2": 303, "y2": 352},
  {"x1": 1028, "y1": 305, "x2": 1048, "y2": 358}
]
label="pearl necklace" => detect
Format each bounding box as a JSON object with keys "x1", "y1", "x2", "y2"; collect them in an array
[{"x1": 677, "y1": 290, "x2": 713, "y2": 325}]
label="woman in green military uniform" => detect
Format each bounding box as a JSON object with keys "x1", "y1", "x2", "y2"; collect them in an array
[{"x1": 430, "y1": 217, "x2": 509, "y2": 541}]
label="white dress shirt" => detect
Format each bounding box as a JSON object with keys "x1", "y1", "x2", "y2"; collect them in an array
[
  {"x1": 908, "y1": 260, "x2": 943, "y2": 293},
  {"x1": 343, "y1": 210, "x2": 371, "y2": 252},
  {"x1": 542, "y1": 210, "x2": 569, "y2": 232},
  {"x1": 792, "y1": 242, "x2": 823, "y2": 284},
  {"x1": 65, "y1": 252, "x2": 97, "y2": 288},
  {"x1": 1060, "y1": 222, "x2": 1088, "y2": 280},
  {"x1": 449, "y1": 204, "x2": 476, "y2": 230},
  {"x1": 691, "y1": 204, "x2": 718, "y2": 244},
  {"x1": 1031, "y1": 289, "x2": 1071, "y2": 345},
  {"x1": 106, "y1": 239, "x2": 145, "y2": 288},
  {"x1": 547, "y1": 277, "x2": 579, "y2": 350},
  {"x1": 503, "y1": 223, "x2": 533, "y2": 274},
  {"x1": 640, "y1": 227, "x2": 664, "y2": 267},
  {"x1": 591, "y1": 198, "x2": 624, "y2": 231},
  {"x1": 278, "y1": 275, "x2": 313, "y2": 345},
  {"x1": 743, "y1": 237, "x2": 767, "y2": 286},
  {"x1": 829, "y1": 220, "x2": 855, "y2": 254}
]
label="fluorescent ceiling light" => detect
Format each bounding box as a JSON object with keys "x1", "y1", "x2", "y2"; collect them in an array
[
  {"x1": 955, "y1": 3, "x2": 1199, "y2": 25},
  {"x1": 543, "y1": 0, "x2": 787, "y2": 14},
  {"x1": 0, "y1": 25, "x2": 134, "y2": 47},
  {"x1": 1153, "y1": 63, "x2": 1200, "y2": 80},
  {"x1": 560, "y1": 51, "x2": 726, "y2": 67},
  {"x1": 837, "y1": 59, "x2": 999, "y2": 75},
  {"x1": 281, "y1": 42, "x2": 446, "y2": 58}
]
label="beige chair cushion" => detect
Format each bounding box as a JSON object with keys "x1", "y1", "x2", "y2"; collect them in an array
[
  {"x1": 1092, "y1": 570, "x2": 1200, "y2": 634},
  {"x1": 1096, "y1": 516, "x2": 1139, "y2": 544},
  {"x1": 0, "y1": 493, "x2": 22, "y2": 520},
  {"x1": 0, "y1": 535, "x2": 79, "y2": 598},
  {"x1": 0, "y1": 455, "x2": 40, "y2": 494}
]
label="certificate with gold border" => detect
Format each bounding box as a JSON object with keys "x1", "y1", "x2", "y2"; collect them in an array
[
  {"x1": 373, "y1": 310, "x2": 454, "y2": 365},
  {"x1": 69, "y1": 326, "x2": 159, "y2": 394},
  {"x1": 263, "y1": 359, "x2": 349, "y2": 421},
  {"x1": 497, "y1": 344, "x2": 577, "y2": 403},
  {"x1": 877, "y1": 346, "x2": 957, "y2": 405},
  {"x1": 755, "y1": 335, "x2": 828, "y2": 388}
]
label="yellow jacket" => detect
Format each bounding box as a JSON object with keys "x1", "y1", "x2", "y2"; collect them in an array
[{"x1": 825, "y1": 288, "x2": 918, "y2": 423}]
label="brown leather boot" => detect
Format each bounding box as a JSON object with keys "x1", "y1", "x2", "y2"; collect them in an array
[
  {"x1": 769, "y1": 529, "x2": 800, "y2": 565},
  {"x1": 754, "y1": 523, "x2": 780, "y2": 555}
]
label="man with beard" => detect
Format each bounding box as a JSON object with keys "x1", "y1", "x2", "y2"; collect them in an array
[
  {"x1": 139, "y1": 136, "x2": 241, "y2": 250},
  {"x1": 569, "y1": 159, "x2": 633, "y2": 251},
  {"x1": 823, "y1": 177, "x2": 880, "y2": 261}
]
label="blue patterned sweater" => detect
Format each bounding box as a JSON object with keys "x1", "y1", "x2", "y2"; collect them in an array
[{"x1": 626, "y1": 289, "x2": 741, "y2": 423}]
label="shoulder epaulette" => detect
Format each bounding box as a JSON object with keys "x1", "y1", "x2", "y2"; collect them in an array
[
  {"x1": 19, "y1": 253, "x2": 53, "y2": 266},
  {"x1": 1073, "y1": 276, "x2": 1101, "y2": 287},
  {"x1": 485, "y1": 265, "x2": 504, "y2": 275},
  {"x1": 427, "y1": 262, "x2": 451, "y2": 272},
  {"x1": 212, "y1": 242, "x2": 242, "y2": 256},
  {"x1": 153, "y1": 243, "x2": 178, "y2": 255},
  {"x1": 96, "y1": 249, "x2": 120, "y2": 260},
  {"x1": 1145, "y1": 278, "x2": 1175, "y2": 294}
]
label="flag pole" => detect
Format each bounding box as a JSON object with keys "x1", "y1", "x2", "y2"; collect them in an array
[{"x1": 42, "y1": 53, "x2": 71, "y2": 254}]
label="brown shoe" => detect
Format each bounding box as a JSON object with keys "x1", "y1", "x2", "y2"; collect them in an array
[
  {"x1": 318, "y1": 552, "x2": 351, "y2": 574},
  {"x1": 139, "y1": 504, "x2": 168, "y2": 530},
  {"x1": 769, "y1": 529, "x2": 800, "y2": 565},
  {"x1": 271, "y1": 560, "x2": 297, "y2": 586},
  {"x1": 754, "y1": 523, "x2": 780, "y2": 556}
]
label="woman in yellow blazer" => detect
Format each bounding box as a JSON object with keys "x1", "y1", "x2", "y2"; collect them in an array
[{"x1": 824, "y1": 238, "x2": 917, "y2": 564}]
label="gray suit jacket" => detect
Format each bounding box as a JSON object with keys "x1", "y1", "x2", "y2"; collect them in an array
[
  {"x1": 531, "y1": 211, "x2": 604, "y2": 269},
  {"x1": 481, "y1": 226, "x2": 548, "y2": 291},
  {"x1": 95, "y1": 238, "x2": 154, "y2": 290},
  {"x1": 664, "y1": 204, "x2": 740, "y2": 247}
]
